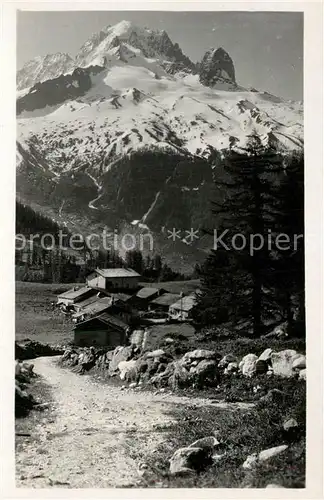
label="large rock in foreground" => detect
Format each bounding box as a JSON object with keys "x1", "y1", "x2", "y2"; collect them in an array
[
  {"x1": 108, "y1": 346, "x2": 134, "y2": 375},
  {"x1": 169, "y1": 436, "x2": 220, "y2": 475},
  {"x1": 270, "y1": 350, "x2": 298, "y2": 378}
]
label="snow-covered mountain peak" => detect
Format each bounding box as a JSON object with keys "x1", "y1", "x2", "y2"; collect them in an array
[
  {"x1": 106, "y1": 19, "x2": 134, "y2": 36},
  {"x1": 17, "y1": 52, "x2": 75, "y2": 91},
  {"x1": 16, "y1": 20, "x2": 303, "y2": 264},
  {"x1": 75, "y1": 20, "x2": 195, "y2": 73}
]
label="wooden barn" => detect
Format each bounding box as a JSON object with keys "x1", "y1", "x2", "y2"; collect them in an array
[
  {"x1": 57, "y1": 286, "x2": 96, "y2": 306},
  {"x1": 149, "y1": 293, "x2": 180, "y2": 313},
  {"x1": 130, "y1": 287, "x2": 163, "y2": 310},
  {"x1": 73, "y1": 313, "x2": 129, "y2": 347},
  {"x1": 86, "y1": 268, "x2": 141, "y2": 291},
  {"x1": 168, "y1": 294, "x2": 197, "y2": 321},
  {"x1": 72, "y1": 292, "x2": 105, "y2": 313},
  {"x1": 72, "y1": 297, "x2": 113, "y2": 323}
]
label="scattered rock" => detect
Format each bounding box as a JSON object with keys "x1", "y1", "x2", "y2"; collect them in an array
[
  {"x1": 109, "y1": 346, "x2": 134, "y2": 375},
  {"x1": 258, "y1": 348, "x2": 273, "y2": 363},
  {"x1": 266, "y1": 483, "x2": 285, "y2": 488},
  {"x1": 183, "y1": 349, "x2": 218, "y2": 361},
  {"x1": 194, "y1": 359, "x2": 217, "y2": 376},
  {"x1": 145, "y1": 349, "x2": 166, "y2": 359},
  {"x1": 283, "y1": 418, "x2": 298, "y2": 431},
  {"x1": 271, "y1": 350, "x2": 298, "y2": 378},
  {"x1": 170, "y1": 361, "x2": 191, "y2": 390},
  {"x1": 241, "y1": 353, "x2": 259, "y2": 363},
  {"x1": 79, "y1": 348, "x2": 96, "y2": 372},
  {"x1": 299, "y1": 369, "x2": 306, "y2": 381},
  {"x1": 212, "y1": 452, "x2": 226, "y2": 463},
  {"x1": 118, "y1": 360, "x2": 137, "y2": 380},
  {"x1": 243, "y1": 445, "x2": 288, "y2": 469},
  {"x1": 224, "y1": 362, "x2": 239, "y2": 375},
  {"x1": 218, "y1": 354, "x2": 237, "y2": 368},
  {"x1": 169, "y1": 446, "x2": 212, "y2": 475},
  {"x1": 240, "y1": 354, "x2": 258, "y2": 377},
  {"x1": 242, "y1": 452, "x2": 258, "y2": 469},
  {"x1": 292, "y1": 355, "x2": 306, "y2": 370},
  {"x1": 258, "y1": 444, "x2": 288, "y2": 463},
  {"x1": 189, "y1": 436, "x2": 220, "y2": 452}
]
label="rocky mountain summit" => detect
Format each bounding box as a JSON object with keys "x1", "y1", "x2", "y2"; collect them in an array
[{"x1": 199, "y1": 47, "x2": 236, "y2": 88}]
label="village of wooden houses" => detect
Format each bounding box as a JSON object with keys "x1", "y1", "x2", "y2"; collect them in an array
[{"x1": 57, "y1": 267, "x2": 198, "y2": 349}]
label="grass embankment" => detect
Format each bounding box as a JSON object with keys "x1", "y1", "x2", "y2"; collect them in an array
[
  {"x1": 16, "y1": 281, "x2": 75, "y2": 344},
  {"x1": 139, "y1": 376, "x2": 306, "y2": 488},
  {"x1": 131, "y1": 332, "x2": 306, "y2": 488}
]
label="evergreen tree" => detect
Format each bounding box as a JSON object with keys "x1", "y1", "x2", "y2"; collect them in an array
[
  {"x1": 195, "y1": 134, "x2": 284, "y2": 335},
  {"x1": 125, "y1": 249, "x2": 144, "y2": 274},
  {"x1": 152, "y1": 254, "x2": 162, "y2": 279},
  {"x1": 268, "y1": 151, "x2": 305, "y2": 334}
]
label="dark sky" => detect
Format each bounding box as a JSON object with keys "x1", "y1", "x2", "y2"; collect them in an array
[{"x1": 17, "y1": 11, "x2": 303, "y2": 101}]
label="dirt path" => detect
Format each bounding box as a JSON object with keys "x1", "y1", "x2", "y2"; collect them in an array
[{"x1": 16, "y1": 357, "x2": 252, "y2": 488}]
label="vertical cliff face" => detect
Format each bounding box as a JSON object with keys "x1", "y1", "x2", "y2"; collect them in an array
[{"x1": 199, "y1": 47, "x2": 236, "y2": 87}]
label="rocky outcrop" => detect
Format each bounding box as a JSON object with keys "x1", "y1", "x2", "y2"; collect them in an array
[
  {"x1": 199, "y1": 47, "x2": 236, "y2": 88},
  {"x1": 145, "y1": 30, "x2": 196, "y2": 73},
  {"x1": 17, "y1": 52, "x2": 75, "y2": 90},
  {"x1": 17, "y1": 65, "x2": 104, "y2": 114}
]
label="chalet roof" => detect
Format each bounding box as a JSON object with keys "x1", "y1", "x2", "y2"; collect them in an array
[
  {"x1": 95, "y1": 268, "x2": 141, "y2": 278},
  {"x1": 97, "y1": 312, "x2": 129, "y2": 330},
  {"x1": 111, "y1": 293, "x2": 133, "y2": 302},
  {"x1": 74, "y1": 294, "x2": 101, "y2": 309},
  {"x1": 150, "y1": 293, "x2": 180, "y2": 307},
  {"x1": 75, "y1": 312, "x2": 129, "y2": 331},
  {"x1": 72, "y1": 297, "x2": 112, "y2": 319},
  {"x1": 136, "y1": 287, "x2": 159, "y2": 299},
  {"x1": 58, "y1": 286, "x2": 95, "y2": 301},
  {"x1": 169, "y1": 294, "x2": 197, "y2": 312}
]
